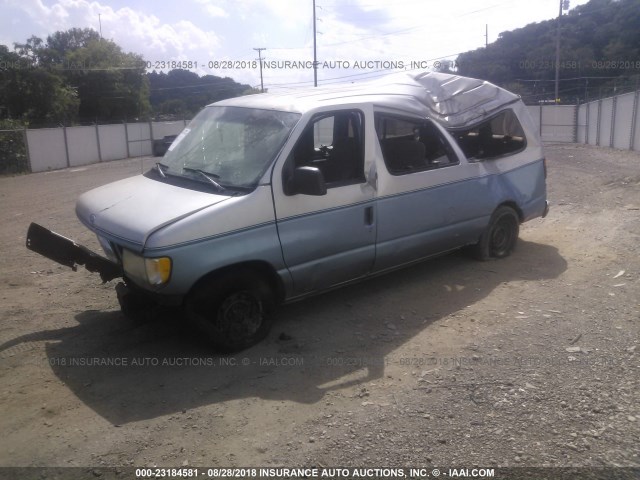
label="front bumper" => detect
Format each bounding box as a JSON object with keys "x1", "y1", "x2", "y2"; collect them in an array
[{"x1": 26, "y1": 223, "x2": 122, "y2": 282}]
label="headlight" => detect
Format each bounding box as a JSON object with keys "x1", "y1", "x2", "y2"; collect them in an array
[{"x1": 122, "y1": 249, "x2": 172, "y2": 287}]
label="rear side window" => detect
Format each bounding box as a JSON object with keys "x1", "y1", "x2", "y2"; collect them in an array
[
  {"x1": 375, "y1": 114, "x2": 458, "y2": 176},
  {"x1": 451, "y1": 109, "x2": 526, "y2": 160}
]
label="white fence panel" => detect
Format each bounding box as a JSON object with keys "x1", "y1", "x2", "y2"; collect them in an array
[
  {"x1": 26, "y1": 128, "x2": 67, "y2": 172},
  {"x1": 98, "y1": 124, "x2": 128, "y2": 161},
  {"x1": 526, "y1": 106, "x2": 541, "y2": 134},
  {"x1": 634, "y1": 93, "x2": 640, "y2": 152},
  {"x1": 598, "y1": 98, "x2": 614, "y2": 147},
  {"x1": 66, "y1": 126, "x2": 100, "y2": 167},
  {"x1": 612, "y1": 92, "x2": 635, "y2": 150},
  {"x1": 126, "y1": 122, "x2": 152, "y2": 157},
  {"x1": 540, "y1": 105, "x2": 575, "y2": 142},
  {"x1": 587, "y1": 102, "x2": 599, "y2": 145},
  {"x1": 576, "y1": 104, "x2": 587, "y2": 144}
]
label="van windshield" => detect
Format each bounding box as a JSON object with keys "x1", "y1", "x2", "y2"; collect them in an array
[{"x1": 161, "y1": 106, "x2": 300, "y2": 189}]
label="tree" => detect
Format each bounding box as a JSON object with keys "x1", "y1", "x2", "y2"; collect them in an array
[
  {"x1": 13, "y1": 36, "x2": 44, "y2": 64},
  {"x1": 1, "y1": 44, "x2": 79, "y2": 124},
  {"x1": 7, "y1": 29, "x2": 151, "y2": 123},
  {"x1": 4, "y1": 29, "x2": 252, "y2": 124},
  {"x1": 63, "y1": 38, "x2": 150, "y2": 121},
  {"x1": 38, "y1": 28, "x2": 101, "y2": 67},
  {"x1": 147, "y1": 69, "x2": 252, "y2": 118}
]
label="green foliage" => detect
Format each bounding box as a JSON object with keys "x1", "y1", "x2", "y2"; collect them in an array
[
  {"x1": 41, "y1": 28, "x2": 101, "y2": 66},
  {"x1": 0, "y1": 45, "x2": 79, "y2": 125},
  {"x1": 0, "y1": 119, "x2": 28, "y2": 175},
  {"x1": 2, "y1": 28, "x2": 150, "y2": 124},
  {"x1": 456, "y1": 0, "x2": 640, "y2": 104},
  {"x1": 147, "y1": 70, "x2": 253, "y2": 119},
  {"x1": 63, "y1": 38, "x2": 150, "y2": 121},
  {"x1": 2, "y1": 28, "x2": 253, "y2": 124}
]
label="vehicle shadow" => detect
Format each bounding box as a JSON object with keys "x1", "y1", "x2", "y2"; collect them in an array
[{"x1": 2, "y1": 240, "x2": 567, "y2": 425}]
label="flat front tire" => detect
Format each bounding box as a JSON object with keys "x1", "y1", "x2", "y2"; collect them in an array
[
  {"x1": 186, "y1": 271, "x2": 275, "y2": 352},
  {"x1": 471, "y1": 206, "x2": 520, "y2": 261}
]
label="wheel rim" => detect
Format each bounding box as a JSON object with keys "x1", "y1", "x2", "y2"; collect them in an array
[
  {"x1": 216, "y1": 291, "x2": 263, "y2": 341},
  {"x1": 490, "y1": 215, "x2": 516, "y2": 257}
]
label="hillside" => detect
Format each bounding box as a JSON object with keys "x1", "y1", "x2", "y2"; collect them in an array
[
  {"x1": 147, "y1": 69, "x2": 256, "y2": 119},
  {"x1": 456, "y1": 0, "x2": 640, "y2": 104}
]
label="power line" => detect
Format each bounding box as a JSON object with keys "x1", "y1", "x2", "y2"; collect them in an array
[{"x1": 262, "y1": 50, "x2": 464, "y2": 89}]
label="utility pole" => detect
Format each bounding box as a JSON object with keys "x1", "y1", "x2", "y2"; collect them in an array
[
  {"x1": 254, "y1": 47, "x2": 266, "y2": 93},
  {"x1": 485, "y1": 24, "x2": 488, "y2": 48},
  {"x1": 554, "y1": 0, "x2": 561, "y2": 103},
  {"x1": 98, "y1": 14, "x2": 103, "y2": 40},
  {"x1": 313, "y1": 0, "x2": 318, "y2": 87},
  {"x1": 554, "y1": 0, "x2": 569, "y2": 103}
]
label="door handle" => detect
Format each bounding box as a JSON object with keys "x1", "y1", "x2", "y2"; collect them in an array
[{"x1": 364, "y1": 206, "x2": 374, "y2": 226}]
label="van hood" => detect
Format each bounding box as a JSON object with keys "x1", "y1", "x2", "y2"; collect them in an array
[{"x1": 76, "y1": 174, "x2": 230, "y2": 250}]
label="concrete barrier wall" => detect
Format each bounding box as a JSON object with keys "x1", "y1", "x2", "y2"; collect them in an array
[
  {"x1": 25, "y1": 120, "x2": 189, "y2": 172},
  {"x1": 526, "y1": 105, "x2": 576, "y2": 143},
  {"x1": 26, "y1": 128, "x2": 68, "y2": 173},
  {"x1": 634, "y1": 96, "x2": 640, "y2": 152},
  {"x1": 542, "y1": 105, "x2": 576, "y2": 142},
  {"x1": 576, "y1": 103, "x2": 587, "y2": 144},
  {"x1": 612, "y1": 92, "x2": 635, "y2": 150},
  {"x1": 67, "y1": 126, "x2": 100, "y2": 167},
  {"x1": 98, "y1": 124, "x2": 128, "y2": 161},
  {"x1": 586, "y1": 102, "x2": 599, "y2": 146},
  {"x1": 22, "y1": 92, "x2": 640, "y2": 173},
  {"x1": 126, "y1": 122, "x2": 152, "y2": 158},
  {"x1": 577, "y1": 90, "x2": 640, "y2": 151},
  {"x1": 599, "y1": 98, "x2": 614, "y2": 147}
]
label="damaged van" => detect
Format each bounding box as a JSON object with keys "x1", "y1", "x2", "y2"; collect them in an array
[{"x1": 26, "y1": 72, "x2": 548, "y2": 351}]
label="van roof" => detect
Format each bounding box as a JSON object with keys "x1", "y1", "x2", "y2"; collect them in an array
[{"x1": 213, "y1": 71, "x2": 521, "y2": 129}]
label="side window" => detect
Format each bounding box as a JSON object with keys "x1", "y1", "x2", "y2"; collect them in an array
[
  {"x1": 287, "y1": 110, "x2": 365, "y2": 187},
  {"x1": 375, "y1": 114, "x2": 458, "y2": 176},
  {"x1": 452, "y1": 109, "x2": 527, "y2": 160}
]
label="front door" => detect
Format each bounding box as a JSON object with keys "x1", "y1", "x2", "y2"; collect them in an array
[{"x1": 272, "y1": 108, "x2": 376, "y2": 296}]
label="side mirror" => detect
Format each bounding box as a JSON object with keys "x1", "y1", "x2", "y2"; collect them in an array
[{"x1": 286, "y1": 166, "x2": 327, "y2": 196}]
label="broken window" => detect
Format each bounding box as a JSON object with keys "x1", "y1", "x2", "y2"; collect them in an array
[
  {"x1": 375, "y1": 114, "x2": 458, "y2": 175},
  {"x1": 451, "y1": 109, "x2": 527, "y2": 160}
]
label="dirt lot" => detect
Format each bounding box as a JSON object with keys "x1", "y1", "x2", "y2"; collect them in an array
[{"x1": 0, "y1": 144, "x2": 638, "y2": 475}]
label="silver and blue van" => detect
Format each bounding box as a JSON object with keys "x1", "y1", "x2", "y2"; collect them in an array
[{"x1": 27, "y1": 72, "x2": 549, "y2": 351}]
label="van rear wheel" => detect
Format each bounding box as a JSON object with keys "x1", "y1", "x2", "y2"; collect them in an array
[
  {"x1": 470, "y1": 206, "x2": 520, "y2": 261},
  {"x1": 186, "y1": 270, "x2": 275, "y2": 352}
]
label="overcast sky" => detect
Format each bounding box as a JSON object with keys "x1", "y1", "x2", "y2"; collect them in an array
[{"x1": 1, "y1": 0, "x2": 591, "y2": 91}]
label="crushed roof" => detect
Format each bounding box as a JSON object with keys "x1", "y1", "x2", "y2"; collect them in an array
[{"x1": 213, "y1": 71, "x2": 521, "y2": 128}]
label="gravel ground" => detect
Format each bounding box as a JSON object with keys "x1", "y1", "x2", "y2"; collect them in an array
[{"x1": 0, "y1": 144, "x2": 638, "y2": 479}]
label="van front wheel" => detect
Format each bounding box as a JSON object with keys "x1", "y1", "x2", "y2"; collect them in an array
[
  {"x1": 470, "y1": 206, "x2": 520, "y2": 261},
  {"x1": 186, "y1": 271, "x2": 275, "y2": 352}
]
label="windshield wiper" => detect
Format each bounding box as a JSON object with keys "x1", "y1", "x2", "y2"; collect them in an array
[
  {"x1": 182, "y1": 167, "x2": 226, "y2": 193},
  {"x1": 155, "y1": 162, "x2": 167, "y2": 178}
]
